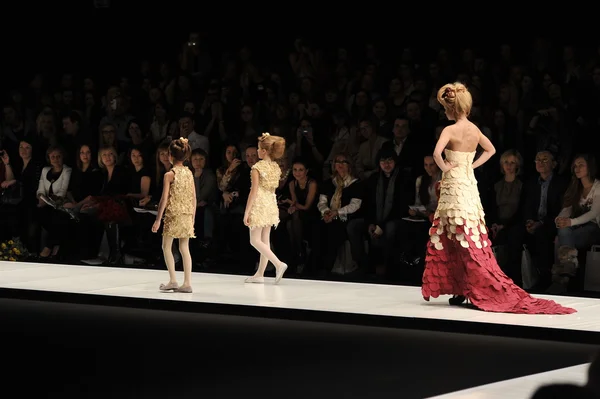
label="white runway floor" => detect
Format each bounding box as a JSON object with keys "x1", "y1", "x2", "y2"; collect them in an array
[
  {"x1": 1, "y1": 261, "x2": 599, "y2": 334},
  {"x1": 429, "y1": 363, "x2": 590, "y2": 399}
]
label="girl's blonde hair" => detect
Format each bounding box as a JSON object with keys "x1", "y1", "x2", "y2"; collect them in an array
[
  {"x1": 258, "y1": 132, "x2": 285, "y2": 160},
  {"x1": 437, "y1": 82, "x2": 472, "y2": 119}
]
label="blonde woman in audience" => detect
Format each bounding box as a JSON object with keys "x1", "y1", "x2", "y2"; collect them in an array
[
  {"x1": 36, "y1": 145, "x2": 72, "y2": 259},
  {"x1": 421, "y1": 82, "x2": 575, "y2": 314},
  {"x1": 244, "y1": 133, "x2": 288, "y2": 284},
  {"x1": 487, "y1": 149, "x2": 524, "y2": 285},
  {"x1": 317, "y1": 152, "x2": 364, "y2": 274}
]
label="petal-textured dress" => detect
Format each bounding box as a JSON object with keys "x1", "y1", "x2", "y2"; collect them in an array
[
  {"x1": 421, "y1": 149, "x2": 575, "y2": 315},
  {"x1": 163, "y1": 165, "x2": 196, "y2": 239},
  {"x1": 248, "y1": 160, "x2": 281, "y2": 229}
]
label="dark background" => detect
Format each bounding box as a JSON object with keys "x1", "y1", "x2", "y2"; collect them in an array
[{"x1": 2, "y1": 297, "x2": 596, "y2": 398}]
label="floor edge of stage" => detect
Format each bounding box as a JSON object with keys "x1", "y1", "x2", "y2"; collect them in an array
[{"x1": 1, "y1": 285, "x2": 597, "y2": 345}]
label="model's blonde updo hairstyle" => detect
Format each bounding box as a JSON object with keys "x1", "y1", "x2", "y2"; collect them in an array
[
  {"x1": 258, "y1": 132, "x2": 286, "y2": 160},
  {"x1": 437, "y1": 82, "x2": 472, "y2": 119}
]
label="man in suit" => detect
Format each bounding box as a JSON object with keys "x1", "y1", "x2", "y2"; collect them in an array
[
  {"x1": 520, "y1": 150, "x2": 568, "y2": 289},
  {"x1": 380, "y1": 116, "x2": 423, "y2": 181}
]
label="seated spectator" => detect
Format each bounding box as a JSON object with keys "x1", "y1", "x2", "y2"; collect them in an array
[
  {"x1": 178, "y1": 112, "x2": 209, "y2": 153},
  {"x1": 99, "y1": 122, "x2": 127, "y2": 165},
  {"x1": 555, "y1": 154, "x2": 600, "y2": 250},
  {"x1": 286, "y1": 158, "x2": 318, "y2": 273},
  {"x1": 190, "y1": 148, "x2": 217, "y2": 247},
  {"x1": 354, "y1": 119, "x2": 388, "y2": 180},
  {"x1": 64, "y1": 144, "x2": 102, "y2": 260},
  {"x1": 3, "y1": 139, "x2": 43, "y2": 251},
  {"x1": 140, "y1": 141, "x2": 171, "y2": 207},
  {"x1": 362, "y1": 148, "x2": 412, "y2": 276},
  {"x1": 397, "y1": 154, "x2": 440, "y2": 268},
  {"x1": 0, "y1": 148, "x2": 17, "y2": 241},
  {"x1": 126, "y1": 119, "x2": 153, "y2": 161},
  {"x1": 80, "y1": 146, "x2": 129, "y2": 263},
  {"x1": 36, "y1": 145, "x2": 72, "y2": 259},
  {"x1": 316, "y1": 152, "x2": 364, "y2": 274},
  {"x1": 520, "y1": 150, "x2": 568, "y2": 289},
  {"x1": 487, "y1": 149, "x2": 525, "y2": 285},
  {"x1": 125, "y1": 147, "x2": 152, "y2": 200}
]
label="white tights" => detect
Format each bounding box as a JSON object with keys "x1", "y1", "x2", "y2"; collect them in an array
[{"x1": 249, "y1": 226, "x2": 283, "y2": 276}]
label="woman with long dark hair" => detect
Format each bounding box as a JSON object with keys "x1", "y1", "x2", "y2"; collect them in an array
[{"x1": 555, "y1": 154, "x2": 600, "y2": 249}]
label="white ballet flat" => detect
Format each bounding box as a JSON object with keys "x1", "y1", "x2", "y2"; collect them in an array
[
  {"x1": 274, "y1": 263, "x2": 288, "y2": 284},
  {"x1": 245, "y1": 276, "x2": 265, "y2": 284}
]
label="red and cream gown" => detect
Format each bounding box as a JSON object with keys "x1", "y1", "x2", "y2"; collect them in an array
[{"x1": 421, "y1": 149, "x2": 576, "y2": 314}]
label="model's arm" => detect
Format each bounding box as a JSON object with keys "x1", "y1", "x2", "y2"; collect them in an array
[
  {"x1": 155, "y1": 171, "x2": 173, "y2": 222},
  {"x1": 244, "y1": 169, "x2": 260, "y2": 220},
  {"x1": 472, "y1": 131, "x2": 496, "y2": 169},
  {"x1": 432, "y1": 128, "x2": 452, "y2": 172}
]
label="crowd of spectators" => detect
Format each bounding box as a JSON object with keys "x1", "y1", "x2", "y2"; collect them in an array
[{"x1": 1, "y1": 34, "x2": 600, "y2": 295}]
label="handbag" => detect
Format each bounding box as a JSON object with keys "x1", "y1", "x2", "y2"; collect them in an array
[
  {"x1": 584, "y1": 245, "x2": 600, "y2": 292},
  {"x1": 521, "y1": 244, "x2": 539, "y2": 289},
  {"x1": 0, "y1": 182, "x2": 23, "y2": 205}
]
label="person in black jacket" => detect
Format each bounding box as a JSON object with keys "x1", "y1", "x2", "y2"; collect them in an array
[
  {"x1": 519, "y1": 150, "x2": 568, "y2": 289},
  {"x1": 361, "y1": 147, "x2": 412, "y2": 275}
]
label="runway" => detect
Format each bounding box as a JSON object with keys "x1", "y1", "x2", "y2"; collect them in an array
[
  {"x1": 1, "y1": 261, "x2": 599, "y2": 343},
  {"x1": 0, "y1": 261, "x2": 598, "y2": 398}
]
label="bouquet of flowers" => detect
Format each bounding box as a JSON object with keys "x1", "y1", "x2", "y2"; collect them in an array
[{"x1": 0, "y1": 238, "x2": 30, "y2": 261}]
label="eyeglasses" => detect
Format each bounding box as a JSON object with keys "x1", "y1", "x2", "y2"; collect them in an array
[{"x1": 534, "y1": 159, "x2": 550, "y2": 164}]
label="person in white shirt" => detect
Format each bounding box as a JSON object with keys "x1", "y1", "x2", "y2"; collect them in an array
[
  {"x1": 178, "y1": 113, "x2": 209, "y2": 154},
  {"x1": 555, "y1": 154, "x2": 600, "y2": 250}
]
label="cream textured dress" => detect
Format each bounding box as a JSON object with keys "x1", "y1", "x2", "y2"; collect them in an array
[
  {"x1": 247, "y1": 160, "x2": 281, "y2": 229},
  {"x1": 163, "y1": 165, "x2": 196, "y2": 238}
]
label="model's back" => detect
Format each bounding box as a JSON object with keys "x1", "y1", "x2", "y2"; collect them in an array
[{"x1": 445, "y1": 120, "x2": 482, "y2": 153}]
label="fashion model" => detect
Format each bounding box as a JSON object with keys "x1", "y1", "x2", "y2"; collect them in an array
[
  {"x1": 421, "y1": 83, "x2": 575, "y2": 314},
  {"x1": 152, "y1": 138, "x2": 196, "y2": 293},
  {"x1": 244, "y1": 132, "x2": 288, "y2": 284}
]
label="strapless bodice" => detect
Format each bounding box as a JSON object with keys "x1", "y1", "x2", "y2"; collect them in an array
[{"x1": 444, "y1": 149, "x2": 476, "y2": 165}]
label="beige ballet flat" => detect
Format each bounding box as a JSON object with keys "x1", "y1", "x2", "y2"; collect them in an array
[
  {"x1": 174, "y1": 285, "x2": 193, "y2": 293},
  {"x1": 159, "y1": 282, "x2": 178, "y2": 291},
  {"x1": 275, "y1": 263, "x2": 288, "y2": 285},
  {"x1": 245, "y1": 276, "x2": 265, "y2": 284}
]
